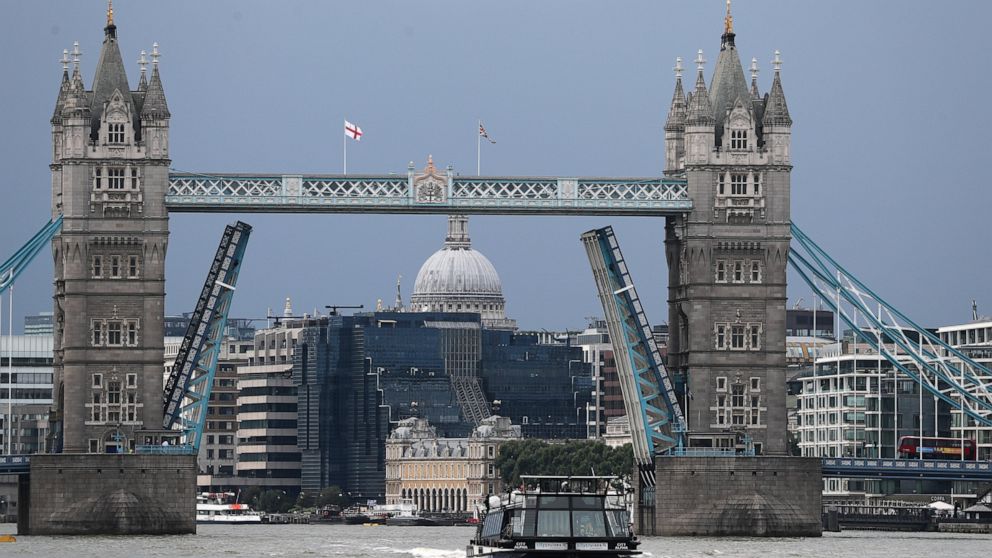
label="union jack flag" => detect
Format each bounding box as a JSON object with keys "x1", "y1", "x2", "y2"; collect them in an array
[{"x1": 479, "y1": 122, "x2": 495, "y2": 144}]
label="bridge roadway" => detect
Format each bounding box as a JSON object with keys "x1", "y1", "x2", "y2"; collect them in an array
[
  {"x1": 165, "y1": 172, "x2": 692, "y2": 215},
  {"x1": 822, "y1": 458, "x2": 992, "y2": 481},
  {"x1": 5, "y1": 453, "x2": 992, "y2": 481}
]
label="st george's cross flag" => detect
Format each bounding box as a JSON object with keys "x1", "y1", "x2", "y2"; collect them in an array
[{"x1": 344, "y1": 120, "x2": 363, "y2": 141}]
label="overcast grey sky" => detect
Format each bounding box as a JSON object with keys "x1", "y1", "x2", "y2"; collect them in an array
[{"x1": 1, "y1": 1, "x2": 989, "y2": 332}]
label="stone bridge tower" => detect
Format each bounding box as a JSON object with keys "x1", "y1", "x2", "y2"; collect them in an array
[
  {"x1": 50, "y1": 10, "x2": 171, "y2": 453},
  {"x1": 664, "y1": 10, "x2": 792, "y2": 454}
]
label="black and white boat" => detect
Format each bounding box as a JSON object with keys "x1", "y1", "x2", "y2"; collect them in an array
[{"x1": 467, "y1": 476, "x2": 640, "y2": 558}]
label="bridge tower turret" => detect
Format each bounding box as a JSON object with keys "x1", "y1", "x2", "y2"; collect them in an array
[
  {"x1": 50, "y1": 8, "x2": 171, "y2": 453},
  {"x1": 665, "y1": 8, "x2": 792, "y2": 455}
]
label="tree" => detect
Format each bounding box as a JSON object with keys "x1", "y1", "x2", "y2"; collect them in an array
[
  {"x1": 295, "y1": 491, "x2": 316, "y2": 510},
  {"x1": 496, "y1": 440, "x2": 634, "y2": 486},
  {"x1": 317, "y1": 485, "x2": 350, "y2": 508},
  {"x1": 256, "y1": 490, "x2": 293, "y2": 513}
]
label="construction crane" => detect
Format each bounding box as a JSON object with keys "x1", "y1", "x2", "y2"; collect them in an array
[
  {"x1": 580, "y1": 226, "x2": 685, "y2": 487},
  {"x1": 161, "y1": 221, "x2": 252, "y2": 452}
]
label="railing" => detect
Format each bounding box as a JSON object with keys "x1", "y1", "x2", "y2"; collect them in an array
[
  {"x1": 822, "y1": 458, "x2": 992, "y2": 480},
  {"x1": 135, "y1": 445, "x2": 197, "y2": 455},
  {"x1": 166, "y1": 172, "x2": 692, "y2": 215}
]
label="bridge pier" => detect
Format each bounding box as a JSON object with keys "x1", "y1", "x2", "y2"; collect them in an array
[
  {"x1": 23, "y1": 454, "x2": 195, "y2": 535},
  {"x1": 647, "y1": 456, "x2": 822, "y2": 536}
]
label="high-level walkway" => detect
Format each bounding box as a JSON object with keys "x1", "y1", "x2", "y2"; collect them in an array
[{"x1": 166, "y1": 171, "x2": 692, "y2": 215}]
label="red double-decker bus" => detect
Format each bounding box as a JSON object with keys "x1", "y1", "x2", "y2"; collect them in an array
[{"x1": 898, "y1": 436, "x2": 976, "y2": 460}]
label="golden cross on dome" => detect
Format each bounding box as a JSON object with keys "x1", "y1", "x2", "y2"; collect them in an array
[
  {"x1": 107, "y1": 0, "x2": 114, "y2": 26},
  {"x1": 724, "y1": 0, "x2": 733, "y2": 34}
]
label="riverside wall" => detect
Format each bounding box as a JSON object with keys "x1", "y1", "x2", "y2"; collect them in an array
[
  {"x1": 23, "y1": 453, "x2": 196, "y2": 535},
  {"x1": 652, "y1": 455, "x2": 822, "y2": 536}
]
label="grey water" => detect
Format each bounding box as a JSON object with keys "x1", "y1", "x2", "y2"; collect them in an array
[{"x1": 0, "y1": 524, "x2": 989, "y2": 558}]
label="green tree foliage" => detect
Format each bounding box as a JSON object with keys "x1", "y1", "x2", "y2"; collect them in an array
[
  {"x1": 255, "y1": 489, "x2": 293, "y2": 513},
  {"x1": 495, "y1": 440, "x2": 634, "y2": 486},
  {"x1": 316, "y1": 485, "x2": 350, "y2": 508}
]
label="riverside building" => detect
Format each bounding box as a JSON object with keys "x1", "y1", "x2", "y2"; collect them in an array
[{"x1": 384, "y1": 416, "x2": 521, "y2": 512}]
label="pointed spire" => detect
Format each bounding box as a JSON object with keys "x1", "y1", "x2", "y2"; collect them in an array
[
  {"x1": 53, "y1": 49, "x2": 72, "y2": 122},
  {"x1": 444, "y1": 215, "x2": 471, "y2": 249},
  {"x1": 138, "y1": 50, "x2": 148, "y2": 90},
  {"x1": 141, "y1": 43, "x2": 170, "y2": 119},
  {"x1": 763, "y1": 50, "x2": 792, "y2": 127},
  {"x1": 105, "y1": 0, "x2": 117, "y2": 39},
  {"x1": 664, "y1": 57, "x2": 687, "y2": 132},
  {"x1": 70, "y1": 41, "x2": 83, "y2": 86},
  {"x1": 721, "y1": 0, "x2": 736, "y2": 48},
  {"x1": 90, "y1": 4, "x2": 134, "y2": 137},
  {"x1": 284, "y1": 297, "x2": 293, "y2": 318},
  {"x1": 749, "y1": 58, "x2": 760, "y2": 98},
  {"x1": 686, "y1": 50, "x2": 713, "y2": 126},
  {"x1": 724, "y1": 0, "x2": 734, "y2": 35}
]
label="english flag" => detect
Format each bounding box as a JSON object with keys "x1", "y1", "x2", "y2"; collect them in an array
[
  {"x1": 479, "y1": 122, "x2": 495, "y2": 144},
  {"x1": 344, "y1": 120, "x2": 363, "y2": 141}
]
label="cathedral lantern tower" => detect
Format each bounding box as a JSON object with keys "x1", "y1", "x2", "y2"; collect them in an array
[
  {"x1": 664, "y1": 2, "x2": 792, "y2": 455},
  {"x1": 50, "y1": 5, "x2": 171, "y2": 453}
]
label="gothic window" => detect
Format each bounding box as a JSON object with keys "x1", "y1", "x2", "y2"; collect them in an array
[
  {"x1": 731, "y1": 173, "x2": 747, "y2": 195},
  {"x1": 730, "y1": 129, "x2": 748, "y2": 150},
  {"x1": 750, "y1": 377, "x2": 761, "y2": 391},
  {"x1": 130, "y1": 168, "x2": 139, "y2": 188},
  {"x1": 110, "y1": 255, "x2": 121, "y2": 278},
  {"x1": 750, "y1": 261, "x2": 762, "y2": 283},
  {"x1": 127, "y1": 320, "x2": 139, "y2": 345},
  {"x1": 127, "y1": 373, "x2": 137, "y2": 388},
  {"x1": 715, "y1": 260, "x2": 727, "y2": 283},
  {"x1": 733, "y1": 261, "x2": 744, "y2": 282},
  {"x1": 91, "y1": 321, "x2": 103, "y2": 346},
  {"x1": 716, "y1": 377, "x2": 727, "y2": 391},
  {"x1": 749, "y1": 324, "x2": 762, "y2": 350},
  {"x1": 108, "y1": 168, "x2": 126, "y2": 189},
  {"x1": 94, "y1": 167, "x2": 102, "y2": 189},
  {"x1": 731, "y1": 384, "x2": 745, "y2": 407},
  {"x1": 89, "y1": 439, "x2": 99, "y2": 453},
  {"x1": 92, "y1": 373, "x2": 103, "y2": 388},
  {"x1": 715, "y1": 324, "x2": 727, "y2": 350},
  {"x1": 128, "y1": 255, "x2": 140, "y2": 278},
  {"x1": 731, "y1": 326, "x2": 745, "y2": 349},
  {"x1": 91, "y1": 255, "x2": 102, "y2": 278},
  {"x1": 718, "y1": 173, "x2": 725, "y2": 195},
  {"x1": 753, "y1": 173, "x2": 761, "y2": 196},
  {"x1": 107, "y1": 321, "x2": 123, "y2": 346},
  {"x1": 91, "y1": 393, "x2": 102, "y2": 421},
  {"x1": 108, "y1": 122, "x2": 126, "y2": 144}
]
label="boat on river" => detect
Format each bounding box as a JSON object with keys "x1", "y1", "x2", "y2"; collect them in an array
[
  {"x1": 467, "y1": 475, "x2": 640, "y2": 557},
  {"x1": 196, "y1": 492, "x2": 263, "y2": 525}
]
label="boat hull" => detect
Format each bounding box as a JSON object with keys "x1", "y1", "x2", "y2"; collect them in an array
[{"x1": 466, "y1": 546, "x2": 639, "y2": 558}]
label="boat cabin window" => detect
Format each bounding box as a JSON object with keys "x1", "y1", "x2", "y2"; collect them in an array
[
  {"x1": 572, "y1": 510, "x2": 607, "y2": 538},
  {"x1": 537, "y1": 510, "x2": 570, "y2": 537}
]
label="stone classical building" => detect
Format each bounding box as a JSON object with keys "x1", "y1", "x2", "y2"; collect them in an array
[
  {"x1": 663, "y1": 14, "x2": 791, "y2": 455},
  {"x1": 50, "y1": 12, "x2": 172, "y2": 452},
  {"x1": 385, "y1": 416, "x2": 520, "y2": 513}
]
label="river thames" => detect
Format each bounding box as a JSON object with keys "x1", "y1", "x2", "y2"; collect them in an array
[{"x1": 0, "y1": 524, "x2": 989, "y2": 557}]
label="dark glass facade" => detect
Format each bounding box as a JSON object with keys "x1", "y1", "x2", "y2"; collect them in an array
[
  {"x1": 481, "y1": 330, "x2": 593, "y2": 439},
  {"x1": 294, "y1": 312, "x2": 595, "y2": 498}
]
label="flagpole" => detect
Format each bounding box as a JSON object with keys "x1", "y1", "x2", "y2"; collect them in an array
[
  {"x1": 477, "y1": 120, "x2": 481, "y2": 177},
  {"x1": 343, "y1": 121, "x2": 347, "y2": 175}
]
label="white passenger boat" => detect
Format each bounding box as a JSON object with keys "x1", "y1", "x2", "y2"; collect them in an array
[{"x1": 196, "y1": 492, "x2": 263, "y2": 524}]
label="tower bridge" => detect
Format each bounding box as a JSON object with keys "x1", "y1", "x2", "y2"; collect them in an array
[{"x1": 4, "y1": 1, "x2": 991, "y2": 537}]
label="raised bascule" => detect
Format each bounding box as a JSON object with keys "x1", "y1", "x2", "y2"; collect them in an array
[{"x1": 6, "y1": 1, "x2": 992, "y2": 537}]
